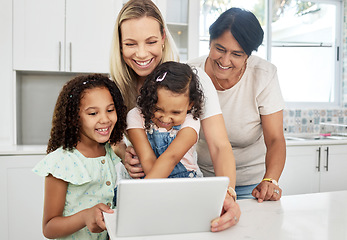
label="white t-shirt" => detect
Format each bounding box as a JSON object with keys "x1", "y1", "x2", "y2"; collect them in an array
[
  {"x1": 193, "y1": 67, "x2": 222, "y2": 120},
  {"x1": 188, "y1": 55, "x2": 285, "y2": 185},
  {"x1": 126, "y1": 107, "x2": 201, "y2": 171}
]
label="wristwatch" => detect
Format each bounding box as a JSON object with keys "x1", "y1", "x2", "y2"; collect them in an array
[
  {"x1": 262, "y1": 178, "x2": 279, "y2": 186},
  {"x1": 227, "y1": 186, "x2": 237, "y2": 201}
]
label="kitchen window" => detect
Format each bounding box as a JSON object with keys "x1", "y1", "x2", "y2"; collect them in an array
[{"x1": 199, "y1": 0, "x2": 343, "y2": 108}]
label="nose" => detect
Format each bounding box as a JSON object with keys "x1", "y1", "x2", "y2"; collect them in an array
[
  {"x1": 220, "y1": 53, "x2": 231, "y2": 66},
  {"x1": 99, "y1": 112, "x2": 111, "y2": 124},
  {"x1": 135, "y1": 43, "x2": 148, "y2": 59},
  {"x1": 160, "y1": 114, "x2": 171, "y2": 123}
]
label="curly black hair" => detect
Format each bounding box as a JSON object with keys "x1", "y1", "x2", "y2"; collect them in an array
[
  {"x1": 47, "y1": 74, "x2": 127, "y2": 153},
  {"x1": 137, "y1": 61, "x2": 204, "y2": 130}
]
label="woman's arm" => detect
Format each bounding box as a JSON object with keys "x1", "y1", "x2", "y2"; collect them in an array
[
  {"x1": 200, "y1": 114, "x2": 240, "y2": 232},
  {"x1": 127, "y1": 128, "x2": 157, "y2": 175},
  {"x1": 42, "y1": 175, "x2": 112, "y2": 238},
  {"x1": 201, "y1": 114, "x2": 236, "y2": 188},
  {"x1": 145, "y1": 127, "x2": 198, "y2": 178},
  {"x1": 252, "y1": 110, "x2": 286, "y2": 202}
]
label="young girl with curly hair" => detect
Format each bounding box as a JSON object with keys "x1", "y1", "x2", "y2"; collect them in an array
[
  {"x1": 33, "y1": 74, "x2": 127, "y2": 240},
  {"x1": 126, "y1": 61, "x2": 204, "y2": 179}
]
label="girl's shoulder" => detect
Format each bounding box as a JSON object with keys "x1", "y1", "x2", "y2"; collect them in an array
[{"x1": 32, "y1": 147, "x2": 93, "y2": 185}]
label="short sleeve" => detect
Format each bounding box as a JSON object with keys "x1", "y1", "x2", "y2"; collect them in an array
[
  {"x1": 181, "y1": 114, "x2": 200, "y2": 136},
  {"x1": 126, "y1": 107, "x2": 145, "y2": 130},
  {"x1": 257, "y1": 67, "x2": 285, "y2": 115},
  {"x1": 194, "y1": 67, "x2": 222, "y2": 120},
  {"x1": 32, "y1": 148, "x2": 92, "y2": 185}
]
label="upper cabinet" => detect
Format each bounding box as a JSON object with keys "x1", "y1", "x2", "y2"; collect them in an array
[
  {"x1": 155, "y1": 0, "x2": 199, "y2": 62},
  {"x1": 13, "y1": 0, "x2": 120, "y2": 73}
]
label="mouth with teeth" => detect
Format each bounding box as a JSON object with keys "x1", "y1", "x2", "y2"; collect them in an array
[
  {"x1": 96, "y1": 127, "x2": 111, "y2": 136},
  {"x1": 157, "y1": 120, "x2": 172, "y2": 129},
  {"x1": 133, "y1": 58, "x2": 153, "y2": 68},
  {"x1": 216, "y1": 62, "x2": 231, "y2": 70}
]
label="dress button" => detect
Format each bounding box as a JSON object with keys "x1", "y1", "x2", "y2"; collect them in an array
[
  {"x1": 106, "y1": 181, "x2": 111, "y2": 186},
  {"x1": 101, "y1": 159, "x2": 105, "y2": 164},
  {"x1": 107, "y1": 202, "x2": 111, "y2": 207}
]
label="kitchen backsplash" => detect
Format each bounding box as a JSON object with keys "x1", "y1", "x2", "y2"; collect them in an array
[{"x1": 283, "y1": 109, "x2": 347, "y2": 134}]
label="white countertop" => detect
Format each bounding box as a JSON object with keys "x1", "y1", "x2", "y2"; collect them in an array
[
  {"x1": 104, "y1": 190, "x2": 347, "y2": 240},
  {"x1": 0, "y1": 145, "x2": 46, "y2": 155}
]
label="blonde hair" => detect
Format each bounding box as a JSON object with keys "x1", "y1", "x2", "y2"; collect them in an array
[{"x1": 110, "y1": 0, "x2": 179, "y2": 111}]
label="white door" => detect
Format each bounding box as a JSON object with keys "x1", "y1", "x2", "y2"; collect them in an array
[
  {"x1": 280, "y1": 146, "x2": 320, "y2": 195},
  {"x1": 65, "y1": 0, "x2": 117, "y2": 73},
  {"x1": 13, "y1": 0, "x2": 65, "y2": 71},
  {"x1": 319, "y1": 145, "x2": 347, "y2": 192}
]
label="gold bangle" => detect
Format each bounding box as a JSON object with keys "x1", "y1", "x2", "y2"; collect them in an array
[{"x1": 262, "y1": 178, "x2": 279, "y2": 186}]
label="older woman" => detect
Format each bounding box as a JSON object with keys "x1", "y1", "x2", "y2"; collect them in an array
[
  {"x1": 188, "y1": 7, "x2": 286, "y2": 202},
  {"x1": 110, "y1": 0, "x2": 240, "y2": 231}
]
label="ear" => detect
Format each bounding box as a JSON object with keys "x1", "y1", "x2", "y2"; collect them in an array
[
  {"x1": 188, "y1": 102, "x2": 194, "y2": 111},
  {"x1": 161, "y1": 28, "x2": 166, "y2": 44}
]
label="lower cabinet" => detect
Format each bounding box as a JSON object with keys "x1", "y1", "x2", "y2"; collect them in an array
[
  {"x1": 280, "y1": 144, "x2": 347, "y2": 195},
  {"x1": 0, "y1": 154, "x2": 46, "y2": 240}
]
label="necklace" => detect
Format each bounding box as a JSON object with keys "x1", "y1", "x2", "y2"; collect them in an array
[{"x1": 213, "y1": 64, "x2": 246, "y2": 91}]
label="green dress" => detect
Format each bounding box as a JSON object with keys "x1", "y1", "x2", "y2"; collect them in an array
[{"x1": 33, "y1": 143, "x2": 120, "y2": 240}]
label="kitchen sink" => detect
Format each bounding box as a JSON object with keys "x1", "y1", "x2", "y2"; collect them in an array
[{"x1": 285, "y1": 135, "x2": 347, "y2": 141}]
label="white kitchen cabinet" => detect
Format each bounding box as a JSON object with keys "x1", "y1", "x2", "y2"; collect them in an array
[
  {"x1": 280, "y1": 144, "x2": 347, "y2": 195},
  {"x1": 154, "y1": 0, "x2": 199, "y2": 61},
  {"x1": 13, "y1": 0, "x2": 120, "y2": 73},
  {"x1": 0, "y1": 154, "x2": 45, "y2": 240}
]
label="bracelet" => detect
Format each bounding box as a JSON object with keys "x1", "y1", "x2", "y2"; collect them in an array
[
  {"x1": 227, "y1": 186, "x2": 237, "y2": 201},
  {"x1": 262, "y1": 178, "x2": 279, "y2": 186}
]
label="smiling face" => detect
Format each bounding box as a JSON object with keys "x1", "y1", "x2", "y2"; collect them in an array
[
  {"x1": 120, "y1": 16, "x2": 165, "y2": 80},
  {"x1": 78, "y1": 87, "x2": 117, "y2": 147},
  {"x1": 152, "y1": 88, "x2": 192, "y2": 131},
  {"x1": 208, "y1": 30, "x2": 248, "y2": 80}
]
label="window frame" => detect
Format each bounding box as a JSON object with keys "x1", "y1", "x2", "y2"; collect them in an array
[{"x1": 199, "y1": 0, "x2": 344, "y2": 109}]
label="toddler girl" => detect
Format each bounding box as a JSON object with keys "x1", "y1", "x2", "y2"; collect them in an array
[
  {"x1": 126, "y1": 61, "x2": 204, "y2": 179},
  {"x1": 33, "y1": 74, "x2": 127, "y2": 239}
]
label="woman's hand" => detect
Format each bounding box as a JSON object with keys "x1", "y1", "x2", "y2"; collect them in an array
[
  {"x1": 252, "y1": 181, "x2": 282, "y2": 202},
  {"x1": 210, "y1": 195, "x2": 241, "y2": 232},
  {"x1": 123, "y1": 146, "x2": 145, "y2": 179},
  {"x1": 84, "y1": 203, "x2": 114, "y2": 233}
]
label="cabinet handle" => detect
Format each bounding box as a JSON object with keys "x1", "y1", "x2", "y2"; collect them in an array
[
  {"x1": 69, "y1": 42, "x2": 72, "y2": 72},
  {"x1": 316, "y1": 147, "x2": 321, "y2": 172},
  {"x1": 324, "y1": 147, "x2": 329, "y2": 171},
  {"x1": 59, "y1": 41, "x2": 62, "y2": 71}
]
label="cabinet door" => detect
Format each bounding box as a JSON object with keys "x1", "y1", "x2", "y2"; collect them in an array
[
  {"x1": 13, "y1": 0, "x2": 64, "y2": 71},
  {"x1": 280, "y1": 146, "x2": 320, "y2": 195},
  {"x1": 0, "y1": 155, "x2": 45, "y2": 240},
  {"x1": 320, "y1": 145, "x2": 347, "y2": 192},
  {"x1": 66, "y1": 0, "x2": 117, "y2": 73}
]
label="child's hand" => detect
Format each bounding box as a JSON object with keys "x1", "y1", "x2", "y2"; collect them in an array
[
  {"x1": 124, "y1": 146, "x2": 145, "y2": 178},
  {"x1": 84, "y1": 203, "x2": 114, "y2": 233}
]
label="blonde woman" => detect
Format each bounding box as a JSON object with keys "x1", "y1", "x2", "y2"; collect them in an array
[{"x1": 110, "y1": 0, "x2": 240, "y2": 231}]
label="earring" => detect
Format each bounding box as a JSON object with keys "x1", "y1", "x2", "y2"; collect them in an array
[{"x1": 162, "y1": 44, "x2": 165, "y2": 49}]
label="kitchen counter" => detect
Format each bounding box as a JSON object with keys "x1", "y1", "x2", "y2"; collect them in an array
[
  {"x1": 104, "y1": 190, "x2": 347, "y2": 240},
  {"x1": 0, "y1": 145, "x2": 46, "y2": 155}
]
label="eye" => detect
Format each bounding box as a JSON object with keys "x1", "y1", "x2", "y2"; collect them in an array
[
  {"x1": 124, "y1": 43, "x2": 136, "y2": 47},
  {"x1": 216, "y1": 47, "x2": 226, "y2": 53},
  {"x1": 232, "y1": 52, "x2": 242, "y2": 57},
  {"x1": 88, "y1": 112, "x2": 97, "y2": 116},
  {"x1": 107, "y1": 108, "x2": 115, "y2": 113},
  {"x1": 148, "y1": 40, "x2": 158, "y2": 45}
]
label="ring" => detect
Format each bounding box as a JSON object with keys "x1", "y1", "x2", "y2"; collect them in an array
[
  {"x1": 233, "y1": 216, "x2": 238, "y2": 222},
  {"x1": 274, "y1": 189, "x2": 280, "y2": 194}
]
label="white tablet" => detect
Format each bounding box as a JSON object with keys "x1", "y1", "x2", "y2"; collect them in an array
[{"x1": 115, "y1": 177, "x2": 229, "y2": 237}]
